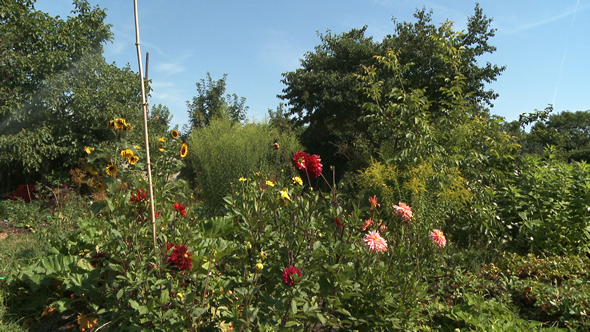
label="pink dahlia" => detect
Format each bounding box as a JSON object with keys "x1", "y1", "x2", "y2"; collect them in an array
[
  {"x1": 368, "y1": 195, "x2": 380, "y2": 209},
  {"x1": 167, "y1": 244, "x2": 193, "y2": 271},
  {"x1": 282, "y1": 265, "x2": 302, "y2": 286},
  {"x1": 393, "y1": 202, "x2": 413, "y2": 223},
  {"x1": 292, "y1": 152, "x2": 307, "y2": 170},
  {"x1": 429, "y1": 229, "x2": 447, "y2": 247},
  {"x1": 364, "y1": 230, "x2": 388, "y2": 253},
  {"x1": 361, "y1": 218, "x2": 374, "y2": 231}
]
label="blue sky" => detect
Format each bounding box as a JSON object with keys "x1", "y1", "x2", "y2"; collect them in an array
[{"x1": 35, "y1": 0, "x2": 589, "y2": 128}]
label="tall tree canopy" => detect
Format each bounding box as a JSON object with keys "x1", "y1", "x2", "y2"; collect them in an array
[
  {"x1": 187, "y1": 72, "x2": 248, "y2": 129},
  {"x1": 0, "y1": 0, "x2": 143, "y2": 191},
  {"x1": 279, "y1": 5, "x2": 505, "y2": 174}
]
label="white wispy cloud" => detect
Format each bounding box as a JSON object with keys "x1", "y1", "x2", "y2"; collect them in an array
[{"x1": 505, "y1": 3, "x2": 590, "y2": 35}]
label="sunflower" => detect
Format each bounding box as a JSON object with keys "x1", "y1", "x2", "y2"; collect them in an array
[
  {"x1": 114, "y1": 118, "x2": 127, "y2": 131},
  {"x1": 107, "y1": 120, "x2": 115, "y2": 129},
  {"x1": 128, "y1": 155, "x2": 139, "y2": 165},
  {"x1": 120, "y1": 149, "x2": 134, "y2": 159},
  {"x1": 170, "y1": 129, "x2": 179, "y2": 139},
  {"x1": 158, "y1": 145, "x2": 165, "y2": 152},
  {"x1": 84, "y1": 146, "x2": 94, "y2": 154},
  {"x1": 106, "y1": 164, "x2": 118, "y2": 177},
  {"x1": 95, "y1": 182, "x2": 104, "y2": 191},
  {"x1": 180, "y1": 143, "x2": 188, "y2": 158},
  {"x1": 158, "y1": 137, "x2": 166, "y2": 142}
]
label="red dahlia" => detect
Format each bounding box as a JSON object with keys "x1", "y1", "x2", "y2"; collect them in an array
[
  {"x1": 130, "y1": 188, "x2": 148, "y2": 204},
  {"x1": 282, "y1": 265, "x2": 302, "y2": 286},
  {"x1": 167, "y1": 244, "x2": 193, "y2": 271},
  {"x1": 292, "y1": 151, "x2": 307, "y2": 170},
  {"x1": 304, "y1": 154, "x2": 322, "y2": 178},
  {"x1": 173, "y1": 202, "x2": 187, "y2": 217}
]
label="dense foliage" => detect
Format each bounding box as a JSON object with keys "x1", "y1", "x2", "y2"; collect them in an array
[{"x1": 1, "y1": 1, "x2": 590, "y2": 331}]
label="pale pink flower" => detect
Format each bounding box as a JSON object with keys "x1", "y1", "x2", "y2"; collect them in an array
[
  {"x1": 364, "y1": 231, "x2": 388, "y2": 253},
  {"x1": 429, "y1": 229, "x2": 447, "y2": 247},
  {"x1": 379, "y1": 222, "x2": 387, "y2": 233},
  {"x1": 361, "y1": 218, "x2": 374, "y2": 231},
  {"x1": 393, "y1": 202, "x2": 413, "y2": 223}
]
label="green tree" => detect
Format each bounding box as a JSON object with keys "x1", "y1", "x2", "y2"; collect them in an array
[
  {"x1": 0, "y1": 0, "x2": 143, "y2": 192},
  {"x1": 279, "y1": 5, "x2": 504, "y2": 175},
  {"x1": 187, "y1": 72, "x2": 248, "y2": 129}
]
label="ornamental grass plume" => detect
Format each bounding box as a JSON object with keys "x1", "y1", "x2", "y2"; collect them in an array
[
  {"x1": 393, "y1": 202, "x2": 413, "y2": 223},
  {"x1": 429, "y1": 229, "x2": 447, "y2": 247},
  {"x1": 282, "y1": 266, "x2": 302, "y2": 286},
  {"x1": 364, "y1": 230, "x2": 388, "y2": 253}
]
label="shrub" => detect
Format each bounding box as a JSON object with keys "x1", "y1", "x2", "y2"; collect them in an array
[{"x1": 187, "y1": 116, "x2": 302, "y2": 211}]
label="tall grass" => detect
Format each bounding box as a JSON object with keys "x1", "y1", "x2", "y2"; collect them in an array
[{"x1": 187, "y1": 116, "x2": 302, "y2": 211}]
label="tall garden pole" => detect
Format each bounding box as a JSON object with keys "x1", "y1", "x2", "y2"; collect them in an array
[{"x1": 133, "y1": 0, "x2": 157, "y2": 251}]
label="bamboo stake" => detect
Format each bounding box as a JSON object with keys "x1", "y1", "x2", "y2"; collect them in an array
[{"x1": 133, "y1": 0, "x2": 157, "y2": 252}]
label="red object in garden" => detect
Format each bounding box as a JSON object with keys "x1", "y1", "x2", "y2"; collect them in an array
[
  {"x1": 7, "y1": 185, "x2": 38, "y2": 203},
  {"x1": 291, "y1": 152, "x2": 323, "y2": 179},
  {"x1": 129, "y1": 188, "x2": 148, "y2": 204},
  {"x1": 167, "y1": 244, "x2": 193, "y2": 271},
  {"x1": 173, "y1": 202, "x2": 187, "y2": 217},
  {"x1": 282, "y1": 265, "x2": 302, "y2": 286}
]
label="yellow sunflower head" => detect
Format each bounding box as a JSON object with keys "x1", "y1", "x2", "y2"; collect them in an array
[
  {"x1": 158, "y1": 137, "x2": 166, "y2": 142},
  {"x1": 107, "y1": 120, "x2": 115, "y2": 129},
  {"x1": 170, "y1": 129, "x2": 179, "y2": 139},
  {"x1": 106, "y1": 164, "x2": 118, "y2": 177},
  {"x1": 120, "y1": 149, "x2": 134, "y2": 159},
  {"x1": 113, "y1": 118, "x2": 127, "y2": 131},
  {"x1": 180, "y1": 143, "x2": 188, "y2": 158},
  {"x1": 158, "y1": 145, "x2": 165, "y2": 152},
  {"x1": 84, "y1": 146, "x2": 94, "y2": 154},
  {"x1": 128, "y1": 155, "x2": 139, "y2": 165}
]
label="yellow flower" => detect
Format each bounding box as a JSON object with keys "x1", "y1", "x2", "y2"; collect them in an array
[
  {"x1": 128, "y1": 155, "x2": 139, "y2": 165},
  {"x1": 170, "y1": 129, "x2": 179, "y2": 139},
  {"x1": 180, "y1": 143, "x2": 188, "y2": 158},
  {"x1": 158, "y1": 137, "x2": 166, "y2": 142},
  {"x1": 84, "y1": 146, "x2": 94, "y2": 154},
  {"x1": 176, "y1": 292, "x2": 184, "y2": 299},
  {"x1": 280, "y1": 189, "x2": 291, "y2": 201},
  {"x1": 239, "y1": 177, "x2": 247, "y2": 182},
  {"x1": 120, "y1": 149, "x2": 134, "y2": 159},
  {"x1": 260, "y1": 251, "x2": 267, "y2": 260},
  {"x1": 266, "y1": 180, "x2": 274, "y2": 187},
  {"x1": 107, "y1": 120, "x2": 115, "y2": 129},
  {"x1": 106, "y1": 164, "x2": 118, "y2": 177},
  {"x1": 158, "y1": 145, "x2": 165, "y2": 152},
  {"x1": 255, "y1": 263, "x2": 263, "y2": 271},
  {"x1": 114, "y1": 118, "x2": 127, "y2": 131},
  {"x1": 134, "y1": 145, "x2": 140, "y2": 149},
  {"x1": 293, "y1": 176, "x2": 303, "y2": 186}
]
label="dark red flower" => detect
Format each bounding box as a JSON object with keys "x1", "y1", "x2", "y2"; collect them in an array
[
  {"x1": 331, "y1": 217, "x2": 342, "y2": 230},
  {"x1": 90, "y1": 252, "x2": 106, "y2": 268},
  {"x1": 292, "y1": 152, "x2": 307, "y2": 170},
  {"x1": 130, "y1": 188, "x2": 148, "y2": 204},
  {"x1": 167, "y1": 244, "x2": 193, "y2": 271},
  {"x1": 304, "y1": 154, "x2": 322, "y2": 178},
  {"x1": 173, "y1": 202, "x2": 187, "y2": 217},
  {"x1": 282, "y1": 265, "x2": 302, "y2": 286}
]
